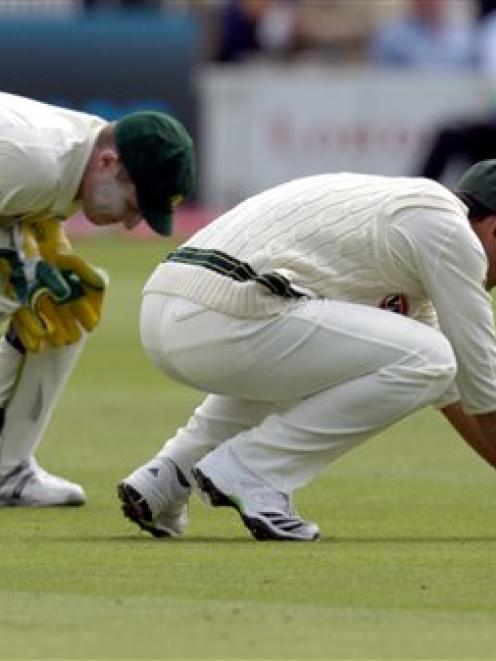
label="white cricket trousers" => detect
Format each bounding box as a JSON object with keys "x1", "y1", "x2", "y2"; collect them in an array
[
  {"x1": 0, "y1": 335, "x2": 87, "y2": 475},
  {"x1": 140, "y1": 294, "x2": 457, "y2": 493}
]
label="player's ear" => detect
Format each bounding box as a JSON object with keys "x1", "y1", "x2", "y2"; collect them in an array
[{"x1": 97, "y1": 147, "x2": 120, "y2": 170}]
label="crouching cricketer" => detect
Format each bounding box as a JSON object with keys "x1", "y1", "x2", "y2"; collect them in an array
[
  {"x1": 0, "y1": 91, "x2": 194, "y2": 506},
  {"x1": 119, "y1": 162, "x2": 496, "y2": 541}
]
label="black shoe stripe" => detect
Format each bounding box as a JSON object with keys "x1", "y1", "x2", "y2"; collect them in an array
[
  {"x1": 0, "y1": 462, "x2": 27, "y2": 489},
  {"x1": 174, "y1": 465, "x2": 190, "y2": 489},
  {"x1": 12, "y1": 471, "x2": 35, "y2": 500},
  {"x1": 191, "y1": 468, "x2": 235, "y2": 509},
  {"x1": 277, "y1": 521, "x2": 307, "y2": 532},
  {"x1": 260, "y1": 512, "x2": 305, "y2": 526}
]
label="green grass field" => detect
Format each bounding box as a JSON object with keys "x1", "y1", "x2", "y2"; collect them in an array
[{"x1": 1, "y1": 235, "x2": 496, "y2": 660}]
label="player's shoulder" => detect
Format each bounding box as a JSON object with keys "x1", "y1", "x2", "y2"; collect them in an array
[
  {"x1": 384, "y1": 175, "x2": 465, "y2": 219},
  {"x1": 0, "y1": 140, "x2": 58, "y2": 190},
  {"x1": 392, "y1": 175, "x2": 457, "y2": 200}
]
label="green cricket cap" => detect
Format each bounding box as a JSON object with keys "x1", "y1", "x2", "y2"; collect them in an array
[
  {"x1": 456, "y1": 159, "x2": 496, "y2": 212},
  {"x1": 115, "y1": 111, "x2": 195, "y2": 235}
]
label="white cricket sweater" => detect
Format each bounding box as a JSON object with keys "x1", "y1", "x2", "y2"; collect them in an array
[
  {"x1": 145, "y1": 173, "x2": 496, "y2": 413},
  {"x1": 0, "y1": 91, "x2": 106, "y2": 224},
  {"x1": 145, "y1": 173, "x2": 468, "y2": 318}
]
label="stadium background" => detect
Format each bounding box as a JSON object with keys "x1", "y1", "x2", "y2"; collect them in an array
[
  {"x1": 1, "y1": 2, "x2": 496, "y2": 660},
  {"x1": 1, "y1": 0, "x2": 492, "y2": 236}
]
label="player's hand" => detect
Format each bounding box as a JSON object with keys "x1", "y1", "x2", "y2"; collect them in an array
[
  {"x1": 27, "y1": 218, "x2": 109, "y2": 333},
  {"x1": 11, "y1": 296, "x2": 79, "y2": 352},
  {"x1": 0, "y1": 223, "x2": 74, "y2": 351},
  {"x1": 56, "y1": 257, "x2": 108, "y2": 333},
  {"x1": 0, "y1": 248, "x2": 70, "y2": 303},
  {"x1": 12, "y1": 262, "x2": 109, "y2": 351},
  {"x1": 0, "y1": 220, "x2": 108, "y2": 352},
  {"x1": 9, "y1": 260, "x2": 76, "y2": 352}
]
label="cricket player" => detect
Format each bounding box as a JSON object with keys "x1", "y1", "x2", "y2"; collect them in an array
[
  {"x1": 0, "y1": 91, "x2": 194, "y2": 506},
  {"x1": 119, "y1": 162, "x2": 496, "y2": 541}
]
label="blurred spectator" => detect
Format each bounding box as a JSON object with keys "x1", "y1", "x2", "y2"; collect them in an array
[
  {"x1": 418, "y1": 117, "x2": 496, "y2": 181},
  {"x1": 214, "y1": 0, "x2": 303, "y2": 63},
  {"x1": 415, "y1": 1, "x2": 496, "y2": 182},
  {"x1": 0, "y1": 0, "x2": 77, "y2": 15},
  {"x1": 477, "y1": 0, "x2": 496, "y2": 74},
  {"x1": 83, "y1": 0, "x2": 160, "y2": 10},
  {"x1": 212, "y1": 1, "x2": 396, "y2": 65},
  {"x1": 479, "y1": 0, "x2": 496, "y2": 18},
  {"x1": 369, "y1": 0, "x2": 476, "y2": 68},
  {"x1": 296, "y1": 0, "x2": 385, "y2": 63}
]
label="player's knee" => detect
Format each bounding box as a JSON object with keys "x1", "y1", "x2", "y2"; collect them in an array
[{"x1": 418, "y1": 333, "x2": 457, "y2": 393}]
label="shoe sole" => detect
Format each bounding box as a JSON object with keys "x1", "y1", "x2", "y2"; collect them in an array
[
  {"x1": 192, "y1": 468, "x2": 319, "y2": 542},
  {"x1": 117, "y1": 482, "x2": 172, "y2": 539}
]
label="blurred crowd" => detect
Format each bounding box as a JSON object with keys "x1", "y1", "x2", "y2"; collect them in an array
[
  {"x1": 5, "y1": 0, "x2": 496, "y2": 73},
  {"x1": 202, "y1": 0, "x2": 496, "y2": 73},
  {"x1": 204, "y1": 0, "x2": 489, "y2": 68}
]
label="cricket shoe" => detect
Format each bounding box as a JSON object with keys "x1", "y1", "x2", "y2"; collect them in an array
[
  {"x1": 0, "y1": 458, "x2": 86, "y2": 507},
  {"x1": 192, "y1": 452, "x2": 320, "y2": 542},
  {"x1": 118, "y1": 456, "x2": 191, "y2": 538}
]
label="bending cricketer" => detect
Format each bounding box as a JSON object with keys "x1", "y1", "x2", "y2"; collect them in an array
[
  {"x1": 119, "y1": 161, "x2": 496, "y2": 541},
  {"x1": 0, "y1": 91, "x2": 193, "y2": 506}
]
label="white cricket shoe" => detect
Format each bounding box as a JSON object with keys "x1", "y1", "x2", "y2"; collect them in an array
[
  {"x1": 118, "y1": 456, "x2": 191, "y2": 538},
  {"x1": 192, "y1": 449, "x2": 320, "y2": 542},
  {"x1": 0, "y1": 458, "x2": 86, "y2": 507}
]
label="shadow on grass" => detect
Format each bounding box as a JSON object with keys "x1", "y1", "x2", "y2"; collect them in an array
[
  {"x1": 48, "y1": 534, "x2": 257, "y2": 544},
  {"x1": 333, "y1": 535, "x2": 496, "y2": 545},
  {"x1": 46, "y1": 534, "x2": 496, "y2": 545}
]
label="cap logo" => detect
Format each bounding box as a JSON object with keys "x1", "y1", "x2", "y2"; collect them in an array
[{"x1": 170, "y1": 194, "x2": 184, "y2": 208}]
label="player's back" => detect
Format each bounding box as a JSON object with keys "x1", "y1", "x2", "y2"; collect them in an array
[
  {"x1": 183, "y1": 172, "x2": 459, "y2": 272},
  {"x1": 145, "y1": 172, "x2": 465, "y2": 319}
]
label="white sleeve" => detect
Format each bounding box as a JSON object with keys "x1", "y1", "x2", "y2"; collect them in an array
[
  {"x1": 0, "y1": 141, "x2": 57, "y2": 218},
  {"x1": 390, "y1": 208, "x2": 496, "y2": 414}
]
